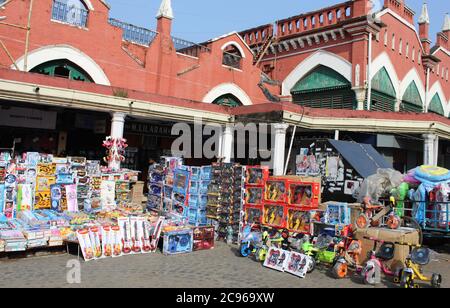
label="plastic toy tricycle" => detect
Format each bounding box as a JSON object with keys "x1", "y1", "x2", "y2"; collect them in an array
[
  {"x1": 399, "y1": 245, "x2": 442, "y2": 288},
  {"x1": 332, "y1": 238, "x2": 363, "y2": 279},
  {"x1": 361, "y1": 237, "x2": 399, "y2": 285},
  {"x1": 301, "y1": 234, "x2": 336, "y2": 273}
]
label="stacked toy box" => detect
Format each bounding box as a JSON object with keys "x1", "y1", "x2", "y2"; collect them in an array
[
  {"x1": 161, "y1": 157, "x2": 183, "y2": 213},
  {"x1": 147, "y1": 163, "x2": 165, "y2": 211},
  {"x1": 206, "y1": 163, "x2": 244, "y2": 243},
  {"x1": 243, "y1": 166, "x2": 269, "y2": 229},
  {"x1": 187, "y1": 166, "x2": 211, "y2": 226},
  {"x1": 172, "y1": 166, "x2": 190, "y2": 218}
]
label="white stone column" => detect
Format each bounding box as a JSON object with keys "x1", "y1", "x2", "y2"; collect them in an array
[
  {"x1": 109, "y1": 112, "x2": 126, "y2": 171},
  {"x1": 353, "y1": 87, "x2": 366, "y2": 110},
  {"x1": 434, "y1": 135, "x2": 439, "y2": 166},
  {"x1": 111, "y1": 112, "x2": 126, "y2": 139},
  {"x1": 272, "y1": 123, "x2": 289, "y2": 176},
  {"x1": 220, "y1": 124, "x2": 233, "y2": 163},
  {"x1": 423, "y1": 133, "x2": 437, "y2": 166}
]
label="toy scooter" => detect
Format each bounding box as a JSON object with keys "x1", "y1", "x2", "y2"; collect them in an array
[
  {"x1": 399, "y1": 245, "x2": 442, "y2": 288},
  {"x1": 361, "y1": 237, "x2": 398, "y2": 285},
  {"x1": 301, "y1": 234, "x2": 336, "y2": 273}
]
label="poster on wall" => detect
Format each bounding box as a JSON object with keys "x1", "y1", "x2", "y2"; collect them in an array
[
  {"x1": 344, "y1": 180, "x2": 360, "y2": 196},
  {"x1": 325, "y1": 156, "x2": 344, "y2": 182},
  {"x1": 296, "y1": 148, "x2": 320, "y2": 176},
  {"x1": 263, "y1": 247, "x2": 290, "y2": 272},
  {"x1": 285, "y1": 252, "x2": 312, "y2": 278}
]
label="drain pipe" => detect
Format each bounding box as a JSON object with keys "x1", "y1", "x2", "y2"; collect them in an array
[{"x1": 366, "y1": 32, "x2": 373, "y2": 110}]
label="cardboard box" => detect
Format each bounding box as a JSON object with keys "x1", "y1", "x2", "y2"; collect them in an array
[{"x1": 354, "y1": 227, "x2": 419, "y2": 268}]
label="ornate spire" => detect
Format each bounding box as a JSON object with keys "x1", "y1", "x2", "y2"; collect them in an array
[
  {"x1": 156, "y1": 0, "x2": 174, "y2": 20},
  {"x1": 418, "y1": 2, "x2": 429, "y2": 24},
  {"x1": 443, "y1": 13, "x2": 450, "y2": 31}
]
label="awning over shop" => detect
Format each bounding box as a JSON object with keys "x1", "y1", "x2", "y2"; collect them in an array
[{"x1": 329, "y1": 139, "x2": 392, "y2": 178}]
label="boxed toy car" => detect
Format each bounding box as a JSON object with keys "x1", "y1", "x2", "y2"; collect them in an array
[
  {"x1": 287, "y1": 177, "x2": 321, "y2": 208},
  {"x1": 262, "y1": 203, "x2": 286, "y2": 228},
  {"x1": 243, "y1": 205, "x2": 263, "y2": 225},
  {"x1": 192, "y1": 226, "x2": 215, "y2": 251},
  {"x1": 245, "y1": 187, "x2": 264, "y2": 206},
  {"x1": 286, "y1": 207, "x2": 312, "y2": 233},
  {"x1": 163, "y1": 228, "x2": 193, "y2": 255},
  {"x1": 172, "y1": 169, "x2": 190, "y2": 195},
  {"x1": 264, "y1": 179, "x2": 287, "y2": 204},
  {"x1": 245, "y1": 166, "x2": 269, "y2": 186}
]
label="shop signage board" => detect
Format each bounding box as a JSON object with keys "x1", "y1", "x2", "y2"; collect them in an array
[{"x1": 0, "y1": 107, "x2": 57, "y2": 130}]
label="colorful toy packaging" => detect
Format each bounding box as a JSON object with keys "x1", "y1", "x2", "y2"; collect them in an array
[
  {"x1": 163, "y1": 228, "x2": 193, "y2": 255},
  {"x1": 193, "y1": 226, "x2": 215, "y2": 251}
]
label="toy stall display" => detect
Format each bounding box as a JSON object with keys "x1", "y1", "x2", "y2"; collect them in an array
[
  {"x1": 207, "y1": 163, "x2": 244, "y2": 244},
  {"x1": 187, "y1": 166, "x2": 211, "y2": 227}
]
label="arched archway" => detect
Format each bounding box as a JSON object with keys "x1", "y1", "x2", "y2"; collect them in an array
[
  {"x1": 30, "y1": 59, "x2": 94, "y2": 82},
  {"x1": 427, "y1": 82, "x2": 447, "y2": 116},
  {"x1": 14, "y1": 45, "x2": 110, "y2": 85},
  {"x1": 202, "y1": 83, "x2": 253, "y2": 106},
  {"x1": 282, "y1": 50, "x2": 352, "y2": 95},
  {"x1": 370, "y1": 67, "x2": 397, "y2": 112},
  {"x1": 290, "y1": 65, "x2": 356, "y2": 109}
]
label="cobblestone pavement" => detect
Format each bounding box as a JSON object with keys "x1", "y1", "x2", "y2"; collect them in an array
[{"x1": 0, "y1": 242, "x2": 449, "y2": 288}]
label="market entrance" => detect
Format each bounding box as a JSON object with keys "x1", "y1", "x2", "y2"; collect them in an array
[{"x1": 0, "y1": 100, "x2": 109, "y2": 160}]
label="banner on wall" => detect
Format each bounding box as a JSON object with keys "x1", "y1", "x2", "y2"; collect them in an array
[{"x1": 0, "y1": 107, "x2": 57, "y2": 130}]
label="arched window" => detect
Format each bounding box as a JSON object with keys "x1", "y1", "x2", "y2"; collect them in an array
[
  {"x1": 52, "y1": 0, "x2": 89, "y2": 28},
  {"x1": 30, "y1": 59, "x2": 94, "y2": 82},
  {"x1": 212, "y1": 94, "x2": 243, "y2": 108},
  {"x1": 291, "y1": 65, "x2": 356, "y2": 110},
  {"x1": 370, "y1": 67, "x2": 397, "y2": 112},
  {"x1": 222, "y1": 44, "x2": 243, "y2": 70},
  {"x1": 401, "y1": 81, "x2": 423, "y2": 113},
  {"x1": 428, "y1": 93, "x2": 445, "y2": 116}
]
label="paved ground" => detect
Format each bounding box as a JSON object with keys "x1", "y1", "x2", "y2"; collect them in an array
[{"x1": 0, "y1": 242, "x2": 449, "y2": 288}]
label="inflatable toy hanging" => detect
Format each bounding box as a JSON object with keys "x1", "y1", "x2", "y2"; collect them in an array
[{"x1": 414, "y1": 166, "x2": 450, "y2": 184}]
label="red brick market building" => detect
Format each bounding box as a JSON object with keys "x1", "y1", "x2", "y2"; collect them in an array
[{"x1": 0, "y1": 0, "x2": 449, "y2": 176}]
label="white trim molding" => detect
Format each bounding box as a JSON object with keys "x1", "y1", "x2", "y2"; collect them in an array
[
  {"x1": 281, "y1": 50, "x2": 352, "y2": 96},
  {"x1": 221, "y1": 41, "x2": 246, "y2": 58},
  {"x1": 13, "y1": 44, "x2": 111, "y2": 85},
  {"x1": 82, "y1": 0, "x2": 94, "y2": 11},
  {"x1": 370, "y1": 52, "x2": 401, "y2": 99},
  {"x1": 202, "y1": 82, "x2": 253, "y2": 106},
  {"x1": 399, "y1": 68, "x2": 426, "y2": 105}
]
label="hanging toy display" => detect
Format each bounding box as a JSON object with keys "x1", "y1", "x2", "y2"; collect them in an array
[{"x1": 102, "y1": 137, "x2": 128, "y2": 171}]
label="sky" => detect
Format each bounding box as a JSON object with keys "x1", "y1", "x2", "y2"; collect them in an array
[{"x1": 105, "y1": 0, "x2": 449, "y2": 44}]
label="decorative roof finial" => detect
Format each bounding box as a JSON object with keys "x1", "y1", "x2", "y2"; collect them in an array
[
  {"x1": 418, "y1": 2, "x2": 430, "y2": 24},
  {"x1": 443, "y1": 13, "x2": 450, "y2": 31},
  {"x1": 156, "y1": 0, "x2": 174, "y2": 20}
]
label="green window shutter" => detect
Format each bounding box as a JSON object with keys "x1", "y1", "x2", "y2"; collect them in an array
[
  {"x1": 371, "y1": 67, "x2": 396, "y2": 97},
  {"x1": 428, "y1": 93, "x2": 445, "y2": 116},
  {"x1": 401, "y1": 81, "x2": 423, "y2": 113},
  {"x1": 291, "y1": 65, "x2": 351, "y2": 93},
  {"x1": 213, "y1": 94, "x2": 242, "y2": 107},
  {"x1": 30, "y1": 59, "x2": 93, "y2": 82},
  {"x1": 371, "y1": 91, "x2": 396, "y2": 112}
]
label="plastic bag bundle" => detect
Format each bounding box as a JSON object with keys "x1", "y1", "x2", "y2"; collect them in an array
[{"x1": 355, "y1": 168, "x2": 404, "y2": 203}]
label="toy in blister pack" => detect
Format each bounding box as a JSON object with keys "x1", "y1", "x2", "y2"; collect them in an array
[
  {"x1": 149, "y1": 216, "x2": 165, "y2": 252},
  {"x1": 86, "y1": 160, "x2": 101, "y2": 176},
  {"x1": 56, "y1": 173, "x2": 73, "y2": 185},
  {"x1": 264, "y1": 180, "x2": 287, "y2": 203},
  {"x1": 77, "y1": 229, "x2": 94, "y2": 261},
  {"x1": 68, "y1": 157, "x2": 86, "y2": 167},
  {"x1": 286, "y1": 207, "x2": 311, "y2": 233},
  {"x1": 50, "y1": 184, "x2": 63, "y2": 212},
  {"x1": 17, "y1": 184, "x2": 33, "y2": 212},
  {"x1": 285, "y1": 252, "x2": 312, "y2": 278},
  {"x1": 118, "y1": 217, "x2": 132, "y2": 254},
  {"x1": 130, "y1": 216, "x2": 144, "y2": 253},
  {"x1": 65, "y1": 184, "x2": 78, "y2": 212},
  {"x1": 35, "y1": 176, "x2": 56, "y2": 192},
  {"x1": 324, "y1": 202, "x2": 350, "y2": 225},
  {"x1": 200, "y1": 166, "x2": 212, "y2": 180},
  {"x1": 245, "y1": 187, "x2": 263, "y2": 205},
  {"x1": 89, "y1": 226, "x2": 103, "y2": 259},
  {"x1": 34, "y1": 191, "x2": 51, "y2": 210},
  {"x1": 111, "y1": 225, "x2": 123, "y2": 257},
  {"x1": 262, "y1": 203, "x2": 286, "y2": 228},
  {"x1": 245, "y1": 166, "x2": 269, "y2": 186},
  {"x1": 244, "y1": 205, "x2": 262, "y2": 225},
  {"x1": 190, "y1": 167, "x2": 201, "y2": 182},
  {"x1": 37, "y1": 163, "x2": 56, "y2": 177},
  {"x1": 264, "y1": 247, "x2": 290, "y2": 272},
  {"x1": 163, "y1": 228, "x2": 193, "y2": 255},
  {"x1": 173, "y1": 169, "x2": 190, "y2": 195}
]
